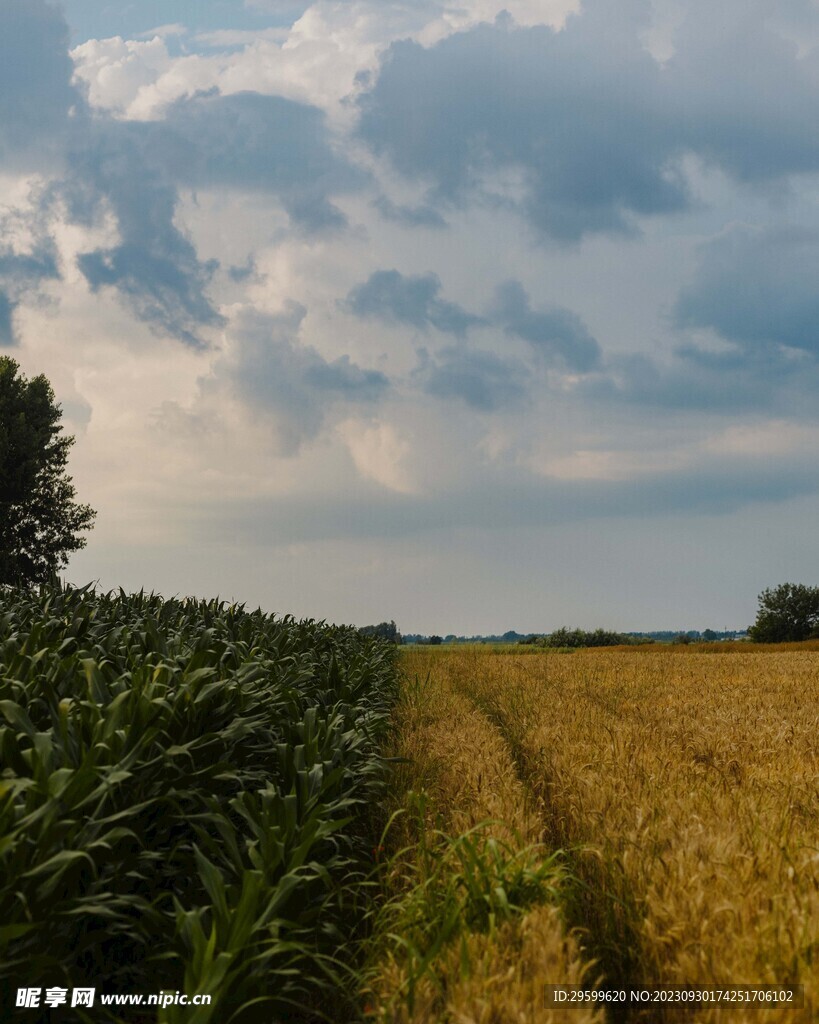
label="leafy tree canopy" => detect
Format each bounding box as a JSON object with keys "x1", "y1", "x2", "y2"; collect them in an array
[
  {"x1": 748, "y1": 583, "x2": 819, "y2": 643},
  {"x1": 0, "y1": 356, "x2": 96, "y2": 586}
]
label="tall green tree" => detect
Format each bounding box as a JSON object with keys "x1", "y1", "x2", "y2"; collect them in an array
[
  {"x1": 0, "y1": 356, "x2": 96, "y2": 586},
  {"x1": 748, "y1": 583, "x2": 819, "y2": 643}
]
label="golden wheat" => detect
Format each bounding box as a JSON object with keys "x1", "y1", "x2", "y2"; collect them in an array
[
  {"x1": 413, "y1": 647, "x2": 817, "y2": 1023},
  {"x1": 366, "y1": 650, "x2": 601, "y2": 1024}
]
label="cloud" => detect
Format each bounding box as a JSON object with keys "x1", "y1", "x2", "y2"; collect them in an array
[
  {"x1": 195, "y1": 448, "x2": 819, "y2": 547},
  {"x1": 0, "y1": 291, "x2": 14, "y2": 346},
  {"x1": 346, "y1": 274, "x2": 602, "y2": 413},
  {"x1": 64, "y1": 89, "x2": 365, "y2": 342},
  {"x1": 418, "y1": 346, "x2": 528, "y2": 411},
  {"x1": 675, "y1": 224, "x2": 819, "y2": 356},
  {"x1": 163, "y1": 90, "x2": 364, "y2": 230},
  {"x1": 570, "y1": 215, "x2": 819, "y2": 415},
  {"x1": 372, "y1": 195, "x2": 447, "y2": 228},
  {"x1": 69, "y1": 121, "x2": 223, "y2": 348},
  {"x1": 0, "y1": 0, "x2": 81, "y2": 170},
  {"x1": 358, "y1": 3, "x2": 819, "y2": 242},
  {"x1": 0, "y1": 2, "x2": 219, "y2": 345},
  {"x1": 581, "y1": 350, "x2": 783, "y2": 412},
  {"x1": 663, "y1": 0, "x2": 819, "y2": 184},
  {"x1": 213, "y1": 304, "x2": 390, "y2": 454},
  {"x1": 228, "y1": 258, "x2": 259, "y2": 283},
  {"x1": 70, "y1": 35, "x2": 175, "y2": 114},
  {"x1": 0, "y1": 198, "x2": 61, "y2": 345},
  {"x1": 0, "y1": 247, "x2": 59, "y2": 285},
  {"x1": 358, "y1": 13, "x2": 688, "y2": 242},
  {"x1": 345, "y1": 269, "x2": 482, "y2": 334},
  {"x1": 570, "y1": 221, "x2": 819, "y2": 415},
  {"x1": 73, "y1": 2, "x2": 444, "y2": 125},
  {"x1": 338, "y1": 418, "x2": 416, "y2": 494},
  {"x1": 2, "y1": 1, "x2": 368, "y2": 346},
  {"x1": 138, "y1": 23, "x2": 188, "y2": 40},
  {"x1": 302, "y1": 353, "x2": 389, "y2": 398},
  {"x1": 492, "y1": 279, "x2": 601, "y2": 371}
]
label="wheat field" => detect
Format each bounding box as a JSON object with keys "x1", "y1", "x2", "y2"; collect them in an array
[{"x1": 368, "y1": 646, "x2": 818, "y2": 1023}]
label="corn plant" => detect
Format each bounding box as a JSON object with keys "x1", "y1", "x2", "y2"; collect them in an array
[{"x1": 0, "y1": 584, "x2": 398, "y2": 1022}]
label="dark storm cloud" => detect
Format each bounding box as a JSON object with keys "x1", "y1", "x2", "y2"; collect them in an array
[
  {"x1": 0, "y1": 2, "x2": 76, "y2": 344},
  {"x1": 492, "y1": 280, "x2": 601, "y2": 372},
  {"x1": 302, "y1": 356, "x2": 388, "y2": 399},
  {"x1": 0, "y1": 0, "x2": 81, "y2": 169},
  {"x1": 345, "y1": 270, "x2": 483, "y2": 335},
  {"x1": 163, "y1": 91, "x2": 366, "y2": 231},
  {"x1": 358, "y1": 2, "x2": 819, "y2": 242},
  {"x1": 372, "y1": 195, "x2": 447, "y2": 229},
  {"x1": 582, "y1": 221, "x2": 819, "y2": 415},
  {"x1": 675, "y1": 225, "x2": 819, "y2": 356},
  {"x1": 223, "y1": 305, "x2": 389, "y2": 454},
  {"x1": 228, "y1": 258, "x2": 259, "y2": 284},
  {"x1": 357, "y1": 10, "x2": 688, "y2": 242},
  {"x1": 418, "y1": 347, "x2": 528, "y2": 411},
  {"x1": 69, "y1": 122, "x2": 223, "y2": 348},
  {"x1": 582, "y1": 350, "x2": 794, "y2": 413},
  {"x1": 663, "y1": 0, "x2": 819, "y2": 184},
  {"x1": 0, "y1": 291, "x2": 14, "y2": 346},
  {"x1": 0, "y1": 247, "x2": 59, "y2": 284},
  {"x1": 344, "y1": 267, "x2": 603, "y2": 415},
  {"x1": 582, "y1": 322, "x2": 819, "y2": 419},
  {"x1": 346, "y1": 271, "x2": 601, "y2": 388}
]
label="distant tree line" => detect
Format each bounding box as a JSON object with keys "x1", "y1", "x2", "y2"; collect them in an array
[
  {"x1": 385, "y1": 583, "x2": 819, "y2": 649},
  {"x1": 403, "y1": 630, "x2": 528, "y2": 644},
  {"x1": 358, "y1": 621, "x2": 402, "y2": 643},
  {"x1": 401, "y1": 629, "x2": 749, "y2": 647},
  {"x1": 522, "y1": 628, "x2": 648, "y2": 649},
  {"x1": 639, "y1": 629, "x2": 744, "y2": 642}
]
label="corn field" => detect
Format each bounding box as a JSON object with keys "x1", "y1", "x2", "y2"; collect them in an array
[
  {"x1": 368, "y1": 647, "x2": 819, "y2": 1023},
  {"x1": 0, "y1": 585, "x2": 398, "y2": 1022}
]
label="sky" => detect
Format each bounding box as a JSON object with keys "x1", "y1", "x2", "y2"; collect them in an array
[{"x1": 3, "y1": 0, "x2": 819, "y2": 634}]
